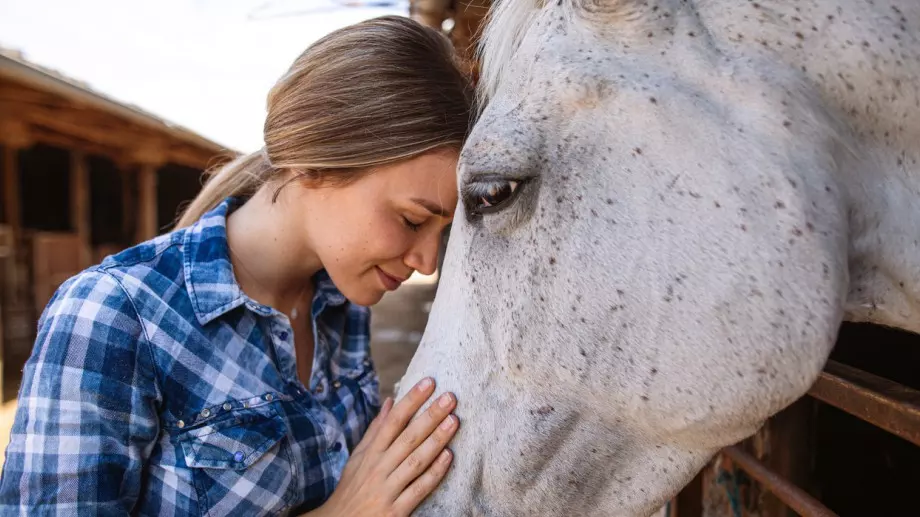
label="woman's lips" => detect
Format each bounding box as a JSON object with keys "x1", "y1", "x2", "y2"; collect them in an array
[{"x1": 376, "y1": 267, "x2": 405, "y2": 291}]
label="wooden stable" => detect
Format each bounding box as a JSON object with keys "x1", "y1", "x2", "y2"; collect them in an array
[{"x1": 0, "y1": 49, "x2": 232, "y2": 400}]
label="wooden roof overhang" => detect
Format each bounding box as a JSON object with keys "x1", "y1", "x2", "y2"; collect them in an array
[{"x1": 0, "y1": 51, "x2": 234, "y2": 169}]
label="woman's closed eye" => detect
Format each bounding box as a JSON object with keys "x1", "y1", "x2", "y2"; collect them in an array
[{"x1": 402, "y1": 216, "x2": 425, "y2": 232}]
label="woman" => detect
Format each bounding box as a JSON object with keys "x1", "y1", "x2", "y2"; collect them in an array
[{"x1": 0, "y1": 16, "x2": 472, "y2": 516}]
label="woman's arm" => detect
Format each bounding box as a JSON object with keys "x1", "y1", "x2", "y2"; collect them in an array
[{"x1": 0, "y1": 271, "x2": 161, "y2": 515}]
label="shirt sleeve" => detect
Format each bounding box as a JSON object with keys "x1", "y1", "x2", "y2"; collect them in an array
[{"x1": 0, "y1": 270, "x2": 161, "y2": 515}]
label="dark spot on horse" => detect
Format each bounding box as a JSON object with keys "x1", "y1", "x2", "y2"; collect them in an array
[
  {"x1": 783, "y1": 120, "x2": 792, "y2": 128},
  {"x1": 806, "y1": 222, "x2": 814, "y2": 232},
  {"x1": 647, "y1": 31, "x2": 654, "y2": 38},
  {"x1": 556, "y1": 196, "x2": 563, "y2": 203},
  {"x1": 752, "y1": 2, "x2": 760, "y2": 8},
  {"x1": 649, "y1": 96, "x2": 657, "y2": 104},
  {"x1": 741, "y1": 224, "x2": 748, "y2": 231},
  {"x1": 687, "y1": 31, "x2": 696, "y2": 37},
  {"x1": 795, "y1": 32, "x2": 804, "y2": 40},
  {"x1": 549, "y1": 257, "x2": 556, "y2": 265},
  {"x1": 471, "y1": 275, "x2": 476, "y2": 283},
  {"x1": 640, "y1": 395, "x2": 649, "y2": 402},
  {"x1": 606, "y1": 198, "x2": 613, "y2": 204},
  {"x1": 535, "y1": 405, "x2": 554, "y2": 416},
  {"x1": 792, "y1": 227, "x2": 803, "y2": 237},
  {"x1": 650, "y1": 368, "x2": 658, "y2": 375},
  {"x1": 775, "y1": 201, "x2": 786, "y2": 209},
  {"x1": 862, "y1": 40, "x2": 870, "y2": 48},
  {"x1": 714, "y1": 201, "x2": 721, "y2": 208},
  {"x1": 634, "y1": 147, "x2": 643, "y2": 155}
]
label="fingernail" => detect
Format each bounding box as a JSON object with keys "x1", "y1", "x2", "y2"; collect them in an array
[
  {"x1": 417, "y1": 378, "x2": 433, "y2": 391},
  {"x1": 438, "y1": 393, "x2": 453, "y2": 408},
  {"x1": 440, "y1": 414, "x2": 455, "y2": 430},
  {"x1": 440, "y1": 449, "x2": 452, "y2": 462}
]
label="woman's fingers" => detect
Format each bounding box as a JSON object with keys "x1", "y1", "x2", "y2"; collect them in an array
[
  {"x1": 380, "y1": 390, "x2": 456, "y2": 472},
  {"x1": 387, "y1": 412, "x2": 458, "y2": 490},
  {"x1": 392, "y1": 449, "x2": 454, "y2": 515},
  {"x1": 372, "y1": 377, "x2": 437, "y2": 451}
]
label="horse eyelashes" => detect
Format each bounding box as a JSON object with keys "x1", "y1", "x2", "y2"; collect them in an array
[{"x1": 463, "y1": 178, "x2": 524, "y2": 215}]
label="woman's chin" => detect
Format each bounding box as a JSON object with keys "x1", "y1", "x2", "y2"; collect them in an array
[{"x1": 340, "y1": 285, "x2": 386, "y2": 307}]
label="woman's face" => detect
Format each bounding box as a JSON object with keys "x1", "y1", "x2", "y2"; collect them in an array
[{"x1": 298, "y1": 149, "x2": 459, "y2": 306}]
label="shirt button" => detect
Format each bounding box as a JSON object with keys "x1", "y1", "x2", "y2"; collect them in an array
[
  {"x1": 279, "y1": 331, "x2": 289, "y2": 341},
  {"x1": 264, "y1": 393, "x2": 274, "y2": 402},
  {"x1": 200, "y1": 408, "x2": 211, "y2": 418},
  {"x1": 223, "y1": 403, "x2": 232, "y2": 411},
  {"x1": 177, "y1": 420, "x2": 185, "y2": 429},
  {"x1": 315, "y1": 384, "x2": 325, "y2": 394},
  {"x1": 234, "y1": 451, "x2": 244, "y2": 462},
  {"x1": 332, "y1": 380, "x2": 342, "y2": 389}
]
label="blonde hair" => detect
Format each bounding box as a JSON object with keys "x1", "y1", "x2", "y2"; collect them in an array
[{"x1": 177, "y1": 15, "x2": 474, "y2": 228}]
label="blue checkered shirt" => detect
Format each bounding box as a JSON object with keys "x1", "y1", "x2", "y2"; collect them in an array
[{"x1": 0, "y1": 197, "x2": 381, "y2": 516}]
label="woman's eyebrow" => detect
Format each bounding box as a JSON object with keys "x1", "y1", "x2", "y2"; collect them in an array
[{"x1": 411, "y1": 198, "x2": 452, "y2": 217}]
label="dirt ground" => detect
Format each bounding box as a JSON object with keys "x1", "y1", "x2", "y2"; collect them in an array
[{"x1": 0, "y1": 276, "x2": 437, "y2": 471}]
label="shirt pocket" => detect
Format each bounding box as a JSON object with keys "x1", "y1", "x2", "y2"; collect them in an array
[{"x1": 180, "y1": 405, "x2": 296, "y2": 517}]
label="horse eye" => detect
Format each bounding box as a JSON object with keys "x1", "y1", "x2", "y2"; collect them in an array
[{"x1": 464, "y1": 179, "x2": 522, "y2": 214}]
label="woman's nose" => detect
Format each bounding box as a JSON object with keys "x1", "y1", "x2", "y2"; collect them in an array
[{"x1": 404, "y1": 230, "x2": 441, "y2": 276}]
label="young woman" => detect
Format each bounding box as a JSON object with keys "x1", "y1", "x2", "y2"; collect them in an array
[{"x1": 0, "y1": 16, "x2": 473, "y2": 516}]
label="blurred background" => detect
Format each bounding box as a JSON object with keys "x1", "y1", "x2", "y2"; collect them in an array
[{"x1": 0, "y1": 0, "x2": 489, "y2": 465}]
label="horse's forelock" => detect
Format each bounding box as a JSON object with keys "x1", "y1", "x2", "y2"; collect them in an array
[{"x1": 477, "y1": 0, "x2": 555, "y2": 108}]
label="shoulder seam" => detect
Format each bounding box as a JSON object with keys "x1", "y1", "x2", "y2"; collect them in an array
[{"x1": 100, "y1": 270, "x2": 164, "y2": 402}]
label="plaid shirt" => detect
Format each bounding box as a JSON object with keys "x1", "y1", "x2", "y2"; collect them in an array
[{"x1": 0, "y1": 197, "x2": 380, "y2": 516}]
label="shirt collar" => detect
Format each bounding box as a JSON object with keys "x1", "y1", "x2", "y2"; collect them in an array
[{"x1": 183, "y1": 197, "x2": 348, "y2": 326}]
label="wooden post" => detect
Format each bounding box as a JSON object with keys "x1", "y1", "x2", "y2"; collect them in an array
[
  {"x1": 133, "y1": 147, "x2": 164, "y2": 243},
  {"x1": 136, "y1": 162, "x2": 158, "y2": 242},
  {"x1": 70, "y1": 149, "x2": 91, "y2": 268},
  {"x1": 1, "y1": 123, "x2": 27, "y2": 250},
  {"x1": 0, "y1": 120, "x2": 31, "y2": 400}
]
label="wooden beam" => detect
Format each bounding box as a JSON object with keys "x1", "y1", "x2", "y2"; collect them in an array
[
  {"x1": 136, "y1": 162, "x2": 159, "y2": 242},
  {"x1": 3, "y1": 102, "x2": 223, "y2": 170},
  {"x1": 120, "y1": 166, "x2": 135, "y2": 246},
  {"x1": 0, "y1": 121, "x2": 29, "y2": 250},
  {"x1": 70, "y1": 149, "x2": 91, "y2": 268},
  {"x1": 0, "y1": 123, "x2": 30, "y2": 400}
]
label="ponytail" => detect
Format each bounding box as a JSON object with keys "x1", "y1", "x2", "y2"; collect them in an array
[{"x1": 175, "y1": 150, "x2": 273, "y2": 228}]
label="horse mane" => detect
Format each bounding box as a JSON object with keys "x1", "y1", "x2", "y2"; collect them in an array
[{"x1": 477, "y1": 0, "x2": 552, "y2": 107}]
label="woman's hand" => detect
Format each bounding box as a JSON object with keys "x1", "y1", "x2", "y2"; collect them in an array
[{"x1": 308, "y1": 377, "x2": 458, "y2": 517}]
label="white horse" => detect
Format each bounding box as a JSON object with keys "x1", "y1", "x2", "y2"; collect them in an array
[{"x1": 398, "y1": 1, "x2": 920, "y2": 515}]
